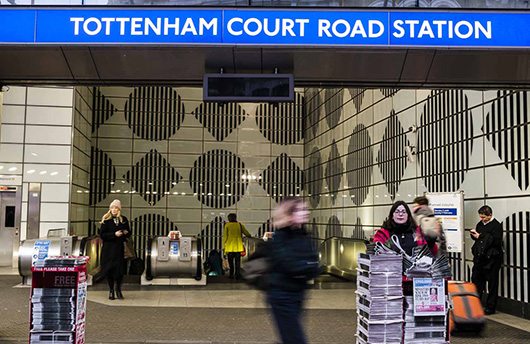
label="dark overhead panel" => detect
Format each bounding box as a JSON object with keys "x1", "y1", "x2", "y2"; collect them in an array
[{"x1": 1, "y1": 46, "x2": 530, "y2": 88}]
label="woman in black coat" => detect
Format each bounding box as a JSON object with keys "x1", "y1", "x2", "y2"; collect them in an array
[
  {"x1": 267, "y1": 197, "x2": 319, "y2": 344},
  {"x1": 99, "y1": 199, "x2": 131, "y2": 300}
]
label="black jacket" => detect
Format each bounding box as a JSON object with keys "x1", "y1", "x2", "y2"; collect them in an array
[
  {"x1": 99, "y1": 216, "x2": 131, "y2": 278},
  {"x1": 267, "y1": 227, "x2": 319, "y2": 293},
  {"x1": 471, "y1": 218, "x2": 503, "y2": 267}
]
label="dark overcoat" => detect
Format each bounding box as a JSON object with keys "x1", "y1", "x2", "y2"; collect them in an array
[{"x1": 99, "y1": 216, "x2": 131, "y2": 278}]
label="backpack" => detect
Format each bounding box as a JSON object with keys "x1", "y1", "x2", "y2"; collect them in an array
[
  {"x1": 242, "y1": 241, "x2": 271, "y2": 291},
  {"x1": 418, "y1": 214, "x2": 441, "y2": 241}
]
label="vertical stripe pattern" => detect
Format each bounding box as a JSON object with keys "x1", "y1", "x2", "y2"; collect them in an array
[
  {"x1": 500, "y1": 212, "x2": 529, "y2": 303},
  {"x1": 305, "y1": 89, "x2": 322, "y2": 140},
  {"x1": 326, "y1": 215, "x2": 342, "y2": 238},
  {"x1": 325, "y1": 140, "x2": 344, "y2": 204},
  {"x1": 257, "y1": 219, "x2": 275, "y2": 238},
  {"x1": 189, "y1": 149, "x2": 248, "y2": 208},
  {"x1": 349, "y1": 88, "x2": 365, "y2": 113},
  {"x1": 346, "y1": 124, "x2": 373, "y2": 206},
  {"x1": 306, "y1": 147, "x2": 323, "y2": 208},
  {"x1": 258, "y1": 153, "x2": 304, "y2": 202},
  {"x1": 123, "y1": 149, "x2": 181, "y2": 206},
  {"x1": 376, "y1": 110, "x2": 409, "y2": 199},
  {"x1": 193, "y1": 102, "x2": 246, "y2": 141},
  {"x1": 352, "y1": 218, "x2": 365, "y2": 240},
  {"x1": 325, "y1": 88, "x2": 343, "y2": 129},
  {"x1": 132, "y1": 214, "x2": 178, "y2": 261},
  {"x1": 380, "y1": 89, "x2": 400, "y2": 97},
  {"x1": 200, "y1": 216, "x2": 225, "y2": 261},
  {"x1": 92, "y1": 87, "x2": 117, "y2": 133},
  {"x1": 256, "y1": 93, "x2": 305, "y2": 145},
  {"x1": 89, "y1": 147, "x2": 116, "y2": 206},
  {"x1": 124, "y1": 86, "x2": 185, "y2": 141},
  {"x1": 418, "y1": 90, "x2": 473, "y2": 192},
  {"x1": 484, "y1": 91, "x2": 530, "y2": 191}
]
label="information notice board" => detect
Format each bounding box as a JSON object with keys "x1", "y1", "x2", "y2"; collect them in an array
[{"x1": 426, "y1": 192, "x2": 464, "y2": 253}]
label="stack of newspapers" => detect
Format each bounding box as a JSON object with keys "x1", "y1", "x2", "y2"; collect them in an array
[
  {"x1": 403, "y1": 248, "x2": 449, "y2": 344},
  {"x1": 31, "y1": 288, "x2": 76, "y2": 344},
  {"x1": 33, "y1": 257, "x2": 86, "y2": 268},
  {"x1": 356, "y1": 252, "x2": 404, "y2": 344},
  {"x1": 404, "y1": 295, "x2": 449, "y2": 344},
  {"x1": 30, "y1": 258, "x2": 83, "y2": 344}
]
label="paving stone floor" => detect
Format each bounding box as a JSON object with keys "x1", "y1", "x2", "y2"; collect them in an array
[{"x1": 1, "y1": 275, "x2": 529, "y2": 344}]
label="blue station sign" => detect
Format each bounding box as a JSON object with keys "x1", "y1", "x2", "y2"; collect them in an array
[{"x1": 1, "y1": 8, "x2": 530, "y2": 48}]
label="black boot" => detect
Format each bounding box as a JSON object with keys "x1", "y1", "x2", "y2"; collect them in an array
[
  {"x1": 109, "y1": 290, "x2": 115, "y2": 300},
  {"x1": 116, "y1": 289, "x2": 124, "y2": 300}
]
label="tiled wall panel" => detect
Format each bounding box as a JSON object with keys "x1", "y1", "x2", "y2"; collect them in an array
[
  {"x1": 305, "y1": 87, "x2": 530, "y2": 311},
  {"x1": 87, "y1": 86, "x2": 304, "y2": 260},
  {"x1": 2, "y1": 86, "x2": 74, "y2": 238}
]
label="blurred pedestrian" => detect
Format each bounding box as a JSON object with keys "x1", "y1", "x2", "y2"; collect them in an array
[
  {"x1": 374, "y1": 200, "x2": 437, "y2": 257},
  {"x1": 223, "y1": 213, "x2": 251, "y2": 280},
  {"x1": 267, "y1": 198, "x2": 319, "y2": 344},
  {"x1": 99, "y1": 199, "x2": 131, "y2": 300},
  {"x1": 413, "y1": 196, "x2": 447, "y2": 257},
  {"x1": 471, "y1": 205, "x2": 503, "y2": 315}
]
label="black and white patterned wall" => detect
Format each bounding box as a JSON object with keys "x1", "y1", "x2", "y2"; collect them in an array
[
  {"x1": 305, "y1": 87, "x2": 530, "y2": 312},
  {"x1": 88, "y1": 86, "x2": 304, "y2": 260}
]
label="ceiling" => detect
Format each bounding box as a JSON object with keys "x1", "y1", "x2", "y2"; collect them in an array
[{"x1": 1, "y1": 46, "x2": 530, "y2": 88}]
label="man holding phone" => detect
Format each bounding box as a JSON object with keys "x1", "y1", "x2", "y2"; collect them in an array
[{"x1": 470, "y1": 205, "x2": 503, "y2": 315}]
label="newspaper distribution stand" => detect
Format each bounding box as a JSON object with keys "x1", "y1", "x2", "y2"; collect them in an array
[{"x1": 29, "y1": 257, "x2": 88, "y2": 344}]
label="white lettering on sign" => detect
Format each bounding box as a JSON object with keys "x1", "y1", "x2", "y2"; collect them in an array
[
  {"x1": 227, "y1": 17, "x2": 309, "y2": 37},
  {"x1": 392, "y1": 19, "x2": 491, "y2": 39},
  {"x1": 318, "y1": 19, "x2": 385, "y2": 38},
  {"x1": 70, "y1": 17, "x2": 218, "y2": 36}
]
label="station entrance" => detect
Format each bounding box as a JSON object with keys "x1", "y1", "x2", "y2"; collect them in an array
[{"x1": 1, "y1": 6, "x2": 530, "y2": 344}]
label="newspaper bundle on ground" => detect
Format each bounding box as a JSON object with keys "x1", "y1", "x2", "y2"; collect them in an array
[
  {"x1": 356, "y1": 251, "x2": 403, "y2": 344},
  {"x1": 404, "y1": 252, "x2": 449, "y2": 344},
  {"x1": 30, "y1": 257, "x2": 88, "y2": 344},
  {"x1": 405, "y1": 295, "x2": 449, "y2": 344}
]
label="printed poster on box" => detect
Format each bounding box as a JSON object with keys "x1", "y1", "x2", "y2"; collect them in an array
[
  {"x1": 426, "y1": 191, "x2": 464, "y2": 253},
  {"x1": 413, "y1": 278, "x2": 446, "y2": 316}
]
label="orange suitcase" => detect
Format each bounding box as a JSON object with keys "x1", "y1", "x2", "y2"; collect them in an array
[{"x1": 448, "y1": 281, "x2": 486, "y2": 333}]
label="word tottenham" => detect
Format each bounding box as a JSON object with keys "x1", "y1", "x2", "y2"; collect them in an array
[{"x1": 70, "y1": 16, "x2": 492, "y2": 40}]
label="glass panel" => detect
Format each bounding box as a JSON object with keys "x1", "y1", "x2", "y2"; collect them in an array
[{"x1": 4, "y1": 206, "x2": 15, "y2": 228}]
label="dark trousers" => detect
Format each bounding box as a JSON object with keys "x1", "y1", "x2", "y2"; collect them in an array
[
  {"x1": 227, "y1": 252, "x2": 241, "y2": 278},
  {"x1": 472, "y1": 260, "x2": 501, "y2": 311},
  {"x1": 268, "y1": 290, "x2": 307, "y2": 344},
  {"x1": 107, "y1": 275, "x2": 123, "y2": 292}
]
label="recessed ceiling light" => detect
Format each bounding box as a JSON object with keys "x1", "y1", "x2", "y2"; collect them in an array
[
  {"x1": 27, "y1": 170, "x2": 35, "y2": 174},
  {"x1": 8, "y1": 167, "x2": 17, "y2": 172},
  {"x1": 39, "y1": 171, "x2": 47, "y2": 175},
  {"x1": 50, "y1": 172, "x2": 58, "y2": 176}
]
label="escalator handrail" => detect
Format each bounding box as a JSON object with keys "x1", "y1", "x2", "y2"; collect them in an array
[
  {"x1": 79, "y1": 234, "x2": 100, "y2": 256},
  {"x1": 314, "y1": 236, "x2": 370, "y2": 246}
]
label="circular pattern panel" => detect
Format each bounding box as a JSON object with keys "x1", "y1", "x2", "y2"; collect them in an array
[
  {"x1": 306, "y1": 147, "x2": 323, "y2": 208},
  {"x1": 418, "y1": 90, "x2": 473, "y2": 192},
  {"x1": 256, "y1": 93, "x2": 304, "y2": 145},
  {"x1": 189, "y1": 149, "x2": 249, "y2": 208},
  {"x1": 124, "y1": 87, "x2": 185, "y2": 141},
  {"x1": 346, "y1": 124, "x2": 373, "y2": 206}
]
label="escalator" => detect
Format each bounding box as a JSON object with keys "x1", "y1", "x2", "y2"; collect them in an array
[{"x1": 241, "y1": 235, "x2": 368, "y2": 283}]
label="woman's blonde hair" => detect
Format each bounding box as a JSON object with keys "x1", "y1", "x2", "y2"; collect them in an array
[
  {"x1": 101, "y1": 208, "x2": 123, "y2": 224},
  {"x1": 273, "y1": 197, "x2": 304, "y2": 228}
]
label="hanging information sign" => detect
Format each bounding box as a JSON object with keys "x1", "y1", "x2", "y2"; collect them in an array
[{"x1": 426, "y1": 191, "x2": 464, "y2": 253}]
